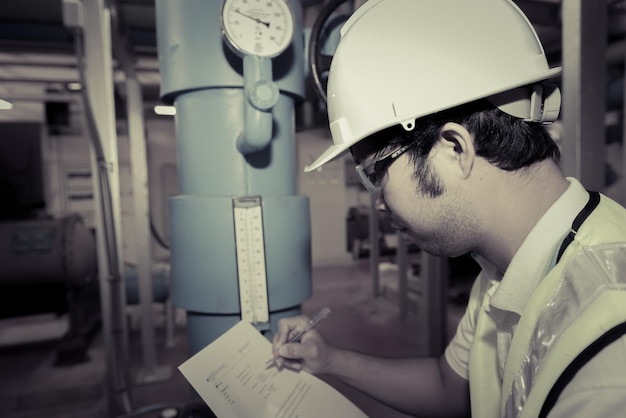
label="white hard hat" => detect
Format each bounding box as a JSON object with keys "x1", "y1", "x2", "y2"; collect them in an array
[{"x1": 305, "y1": 0, "x2": 562, "y2": 172}]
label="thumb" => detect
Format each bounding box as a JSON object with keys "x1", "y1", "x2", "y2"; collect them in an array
[{"x1": 278, "y1": 342, "x2": 301, "y2": 359}]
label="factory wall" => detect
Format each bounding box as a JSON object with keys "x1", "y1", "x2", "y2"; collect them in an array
[
  {"x1": 39, "y1": 115, "x2": 177, "y2": 266},
  {"x1": 296, "y1": 127, "x2": 352, "y2": 266},
  {"x1": 33, "y1": 115, "x2": 352, "y2": 267}
]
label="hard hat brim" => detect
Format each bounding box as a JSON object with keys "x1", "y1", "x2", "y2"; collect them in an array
[{"x1": 304, "y1": 66, "x2": 562, "y2": 173}]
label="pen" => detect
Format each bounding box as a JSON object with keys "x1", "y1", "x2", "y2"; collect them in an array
[{"x1": 267, "y1": 307, "x2": 331, "y2": 364}]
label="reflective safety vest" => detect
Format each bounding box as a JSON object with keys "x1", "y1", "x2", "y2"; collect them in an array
[{"x1": 468, "y1": 193, "x2": 626, "y2": 418}]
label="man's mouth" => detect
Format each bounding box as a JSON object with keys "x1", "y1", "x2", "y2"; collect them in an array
[{"x1": 389, "y1": 219, "x2": 406, "y2": 232}]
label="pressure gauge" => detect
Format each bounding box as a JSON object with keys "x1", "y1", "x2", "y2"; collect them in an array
[{"x1": 221, "y1": 0, "x2": 295, "y2": 58}]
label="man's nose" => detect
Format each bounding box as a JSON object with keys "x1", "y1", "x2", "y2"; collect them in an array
[{"x1": 374, "y1": 193, "x2": 387, "y2": 212}]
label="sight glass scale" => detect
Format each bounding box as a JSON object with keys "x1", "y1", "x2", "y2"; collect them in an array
[{"x1": 232, "y1": 196, "x2": 270, "y2": 328}]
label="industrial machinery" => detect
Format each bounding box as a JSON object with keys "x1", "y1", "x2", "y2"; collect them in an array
[
  {"x1": 0, "y1": 214, "x2": 99, "y2": 365},
  {"x1": 155, "y1": 0, "x2": 311, "y2": 359}
]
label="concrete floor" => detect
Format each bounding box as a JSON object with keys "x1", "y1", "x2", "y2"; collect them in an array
[{"x1": 0, "y1": 259, "x2": 471, "y2": 418}]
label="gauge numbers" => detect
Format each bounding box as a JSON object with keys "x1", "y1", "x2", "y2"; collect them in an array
[{"x1": 221, "y1": 0, "x2": 295, "y2": 57}]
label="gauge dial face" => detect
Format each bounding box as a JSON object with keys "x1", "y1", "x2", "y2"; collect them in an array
[{"x1": 221, "y1": 0, "x2": 295, "y2": 58}]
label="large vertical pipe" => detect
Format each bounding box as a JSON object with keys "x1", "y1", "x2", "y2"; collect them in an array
[
  {"x1": 79, "y1": 0, "x2": 130, "y2": 414},
  {"x1": 155, "y1": 0, "x2": 311, "y2": 356},
  {"x1": 126, "y1": 73, "x2": 156, "y2": 373},
  {"x1": 561, "y1": 0, "x2": 607, "y2": 190},
  {"x1": 126, "y1": 72, "x2": 172, "y2": 383}
]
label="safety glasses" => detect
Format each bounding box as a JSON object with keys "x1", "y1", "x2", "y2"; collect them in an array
[{"x1": 355, "y1": 143, "x2": 412, "y2": 194}]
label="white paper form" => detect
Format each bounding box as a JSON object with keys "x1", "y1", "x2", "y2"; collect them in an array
[{"x1": 178, "y1": 320, "x2": 368, "y2": 418}]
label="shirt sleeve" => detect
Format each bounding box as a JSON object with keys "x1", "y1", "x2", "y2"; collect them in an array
[{"x1": 444, "y1": 273, "x2": 486, "y2": 380}]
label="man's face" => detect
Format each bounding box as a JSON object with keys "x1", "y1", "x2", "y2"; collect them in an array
[{"x1": 352, "y1": 138, "x2": 478, "y2": 258}]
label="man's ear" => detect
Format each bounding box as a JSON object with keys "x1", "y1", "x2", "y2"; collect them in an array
[{"x1": 438, "y1": 122, "x2": 475, "y2": 178}]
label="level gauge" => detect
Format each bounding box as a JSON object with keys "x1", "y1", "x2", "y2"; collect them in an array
[
  {"x1": 233, "y1": 196, "x2": 270, "y2": 327},
  {"x1": 221, "y1": 0, "x2": 295, "y2": 58}
]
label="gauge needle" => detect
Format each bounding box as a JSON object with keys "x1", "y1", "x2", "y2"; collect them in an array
[{"x1": 234, "y1": 9, "x2": 270, "y2": 28}]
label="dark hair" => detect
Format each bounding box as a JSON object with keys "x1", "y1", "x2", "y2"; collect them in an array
[{"x1": 366, "y1": 98, "x2": 561, "y2": 172}]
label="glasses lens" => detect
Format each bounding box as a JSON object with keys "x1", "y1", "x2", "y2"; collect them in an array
[
  {"x1": 372, "y1": 159, "x2": 392, "y2": 184},
  {"x1": 356, "y1": 143, "x2": 412, "y2": 194}
]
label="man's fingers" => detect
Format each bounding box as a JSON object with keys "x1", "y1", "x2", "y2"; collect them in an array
[
  {"x1": 279, "y1": 340, "x2": 319, "y2": 361},
  {"x1": 274, "y1": 315, "x2": 309, "y2": 347},
  {"x1": 281, "y1": 359, "x2": 302, "y2": 371},
  {"x1": 278, "y1": 343, "x2": 298, "y2": 359}
]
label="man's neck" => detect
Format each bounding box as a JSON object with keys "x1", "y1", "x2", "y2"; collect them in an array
[{"x1": 475, "y1": 159, "x2": 570, "y2": 273}]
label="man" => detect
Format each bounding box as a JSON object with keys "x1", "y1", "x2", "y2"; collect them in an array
[{"x1": 272, "y1": 0, "x2": 626, "y2": 417}]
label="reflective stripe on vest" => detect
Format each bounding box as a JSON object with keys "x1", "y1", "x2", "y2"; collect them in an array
[{"x1": 503, "y1": 244, "x2": 626, "y2": 418}]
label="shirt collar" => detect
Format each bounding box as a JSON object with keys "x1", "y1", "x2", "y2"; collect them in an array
[{"x1": 483, "y1": 178, "x2": 590, "y2": 315}]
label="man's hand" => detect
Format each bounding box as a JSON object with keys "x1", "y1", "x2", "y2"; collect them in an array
[{"x1": 272, "y1": 314, "x2": 335, "y2": 373}]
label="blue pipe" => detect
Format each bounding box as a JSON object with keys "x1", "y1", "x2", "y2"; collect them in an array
[{"x1": 155, "y1": 0, "x2": 311, "y2": 354}]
